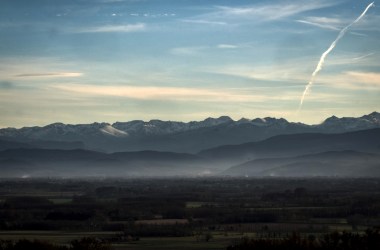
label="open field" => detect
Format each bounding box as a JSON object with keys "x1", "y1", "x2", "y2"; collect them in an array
[
  {"x1": 0, "y1": 231, "x2": 120, "y2": 244},
  {"x1": 0, "y1": 177, "x2": 379, "y2": 249},
  {"x1": 112, "y1": 234, "x2": 246, "y2": 250}
]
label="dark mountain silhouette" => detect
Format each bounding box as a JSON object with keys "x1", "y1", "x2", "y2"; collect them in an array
[
  {"x1": 199, "y1": 128, "x2": 380, "y2": 166},
  {"x1": 223, "y1": 151, "x2": 380, "y2": 177},
  {"x1": 1, "y1": 128, "x2": 379, "y2": 177},
  {"x1": 0, "y1": 148, "x2": 211, "y2": 177},
  {"x1": 0, "y1": 137, "x2": 84, "y2": 151},
  {"x1": 0, "y1": 139, "x2": 33, "y2": 151}
]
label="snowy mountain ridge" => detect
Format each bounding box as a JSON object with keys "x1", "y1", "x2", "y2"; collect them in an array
[
  {"x1": 1, "y1": 112, "x2": 380, "y2": 138},
  {"x1": 0, "y1": 112, "x2": 379, "y2": 153}
]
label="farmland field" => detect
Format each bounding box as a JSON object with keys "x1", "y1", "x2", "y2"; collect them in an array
[{"x1": 0, "y1": 177, "x2": 379, "y2": 249}]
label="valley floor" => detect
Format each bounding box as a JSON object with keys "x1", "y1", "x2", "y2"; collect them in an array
[{"x1": 0, "y1": 177, "x2": 379, "y2": 249}]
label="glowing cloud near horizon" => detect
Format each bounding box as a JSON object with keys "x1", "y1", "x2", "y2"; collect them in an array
[{"x1": 298, "y1": 2, "x2": 375, "y2": 111}]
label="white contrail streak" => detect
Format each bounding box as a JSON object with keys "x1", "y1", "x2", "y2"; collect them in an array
[{"x1": 298, "y1": 2, "x2": 375, "y2": 111}]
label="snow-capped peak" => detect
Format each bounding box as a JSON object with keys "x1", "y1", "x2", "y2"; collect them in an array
[{"x1": 100, "y1": 125, "x2": 129, "y2": 137}]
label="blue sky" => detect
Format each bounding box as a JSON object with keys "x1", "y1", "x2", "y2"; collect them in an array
[{"x1": 0, "y1": 0, "x2": 379, "y2": 127}]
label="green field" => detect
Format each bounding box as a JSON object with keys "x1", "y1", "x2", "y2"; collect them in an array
[{"x1": 48, "y1": 198, "x2": 73, "y2": 204}]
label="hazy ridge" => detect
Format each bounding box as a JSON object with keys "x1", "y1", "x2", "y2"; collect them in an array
[
  {"x1": 1, "y1": 112, "x2": 379, "y2": 153},
  {"x1": 0, "y1": 112, "x2": 379, "y2": 178}
]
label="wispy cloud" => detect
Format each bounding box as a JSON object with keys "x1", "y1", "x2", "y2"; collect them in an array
[
  {"x1": 296, "y1": 16, "x2": 343, "y2": 31},
  {"x1": 296, "y1": 16, "x2": 368, "y2": 36},
  {"x1": 209, "y1": 47, "x2": 371, "y2": 94},
  {"x1": 347, "y1": 14, "x2": 380, "y2": 32},
  {"x1": 345, "y1": 71, "x2": 380, "y2": 86},
  {"x1": 180, "y1": 19, "x2": 227, "y2": 25},
  {"x1": 196, "y1": 1, "x2": 340, "y2": 23},
  {"x1": 15, "y1": 72, "x2": 83, "y2": 78},
  {"x1": 54, "y1": 84, "x2": 255, "y2": 102},
  {"x1": 52, "y1": 84, "x2": 297, "y2": 103},
  {"x1": 71, "y1": 23, "x2": 146, "y2": 33},
  {"x1": 206, "y1": 63, "x2": 310, "y2": 84},
  {"x1": 217, "y1": 44, "x2": 238, "y2": 49},
  {"x1": 329, "y1": 52, "x2": 376, "y2": 65},
  {"x1": 287, "y1": 69, "x2": 380, "y2": 92},
  {"x1": 170, "y1": 44, "x2": 240, "y2": 56},
  {"x1": 351, "y1": 53, "x2": 375, "y2": 61},
  {"x1": 170, "y1": 46, "x2": 206, "y2": 56},
  {"x1": 52, "y1": 84, "x2": 350, "y2": 106},
  {"x1": 205, "y1": 52, "x2": 379, "y2": 90},
  {"x1": 0, "y1": 56, "x2": 85, "y2": 81}
]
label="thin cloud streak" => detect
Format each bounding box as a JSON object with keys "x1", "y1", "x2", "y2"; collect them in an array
[
  {"x1": 296, "y1": 16, "x2": 369, "y2": 36},
  {"x1": 170, "y1": 46, "x2": 206, "y2": 56},
  {"x1": 54, "y1": 84, "x2": 264, "y2": 102},
  {"x1": 180, "y1": 0, "x2": 341, "y2": 29},
  {"x1": 71, "y1": 23, "x2": 146, "y2": 33},
  {"x1": 205, "y1": 52, "x2": 380, "y2": 90},
  {"x1": 52, "y1": 84, "x2": 347, "y2": 104},
  {"x1": 205, "y1": 63, "x2": 312, "y2": 84},
  {"x1": 297, "y1": 16, "x2": 344, "y2": 30},
  {"x1": 346, "y1": 71, "x2": 380, "y2": 86},
  {"x1": 217, "y1": 44, "x2": 238, "y2": 49},
  {"x1": 170, "y1": 44, "x2": 239, "y2": 56},
  {"x1": 15, "y1": 72, "x2": 83, "y2": 78},
  {"x1": 208, "y1": 1, "x2": 340, "y2": 21},
  {"x1": 296, "y1": 19, "x2": 341, "y2": 31},
  {"x1": 180, "y1": 19, "x2": 227, "y2": 25},
  {"x1": 351, "y1": 52, "x2": 375, "y2": 61},
  {"x1": 0, "y1": 57, "x2": 85, "y2": 81}
]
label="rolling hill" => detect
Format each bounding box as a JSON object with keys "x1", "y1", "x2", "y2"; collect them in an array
[
  {"x1": 0, "y1": 148, "x2": 211, "y2": 178},
  {"x1": 222, "y1": 150, "x2": 380, "y2": 177},
  {"x1": 199, "y1": 128, "x2": 380, "y2": 166}
]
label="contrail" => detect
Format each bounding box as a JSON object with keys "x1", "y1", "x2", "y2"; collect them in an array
[
  {"x1": 352, "y1": 52, "x2": 375, "y2": 61},
  {"x1": 298, "y1": 2, "x2": 375, "y2": 111}
]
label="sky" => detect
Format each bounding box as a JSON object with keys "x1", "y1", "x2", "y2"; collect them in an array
[{"x1": 0, "y1": 0, "x2": 379, "y2": 128}]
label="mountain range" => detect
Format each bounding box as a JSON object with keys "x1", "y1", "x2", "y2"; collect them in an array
[
  {"x1": 0, "y1": 112, "x2": 379, "y2": 178},
  {"x1": 1, "y1": 112, "x2": 379, "y2": 153}
]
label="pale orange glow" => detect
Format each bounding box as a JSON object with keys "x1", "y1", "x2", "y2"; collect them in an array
[
  {"x1": 346, "y1": 71, "x2": 380, "y2": 86},
  {"x1": 15, "y1": 72, "x2": 83, "y2": 78}
]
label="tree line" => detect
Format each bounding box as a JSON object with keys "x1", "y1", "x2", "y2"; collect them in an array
[{"x1": 227, "y1": 229, "x2": 380, "y2": 250}]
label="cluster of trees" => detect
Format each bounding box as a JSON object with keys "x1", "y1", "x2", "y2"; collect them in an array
[
  {"x1": 227, "y1": 229, "x2": 380, "y2": 250},
  {"x1": 0, "y1": 237, "x2": 111, "y2": 250},
  {"x1": 0, "y1": 178, "x2": 379, "y2": 235}
]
